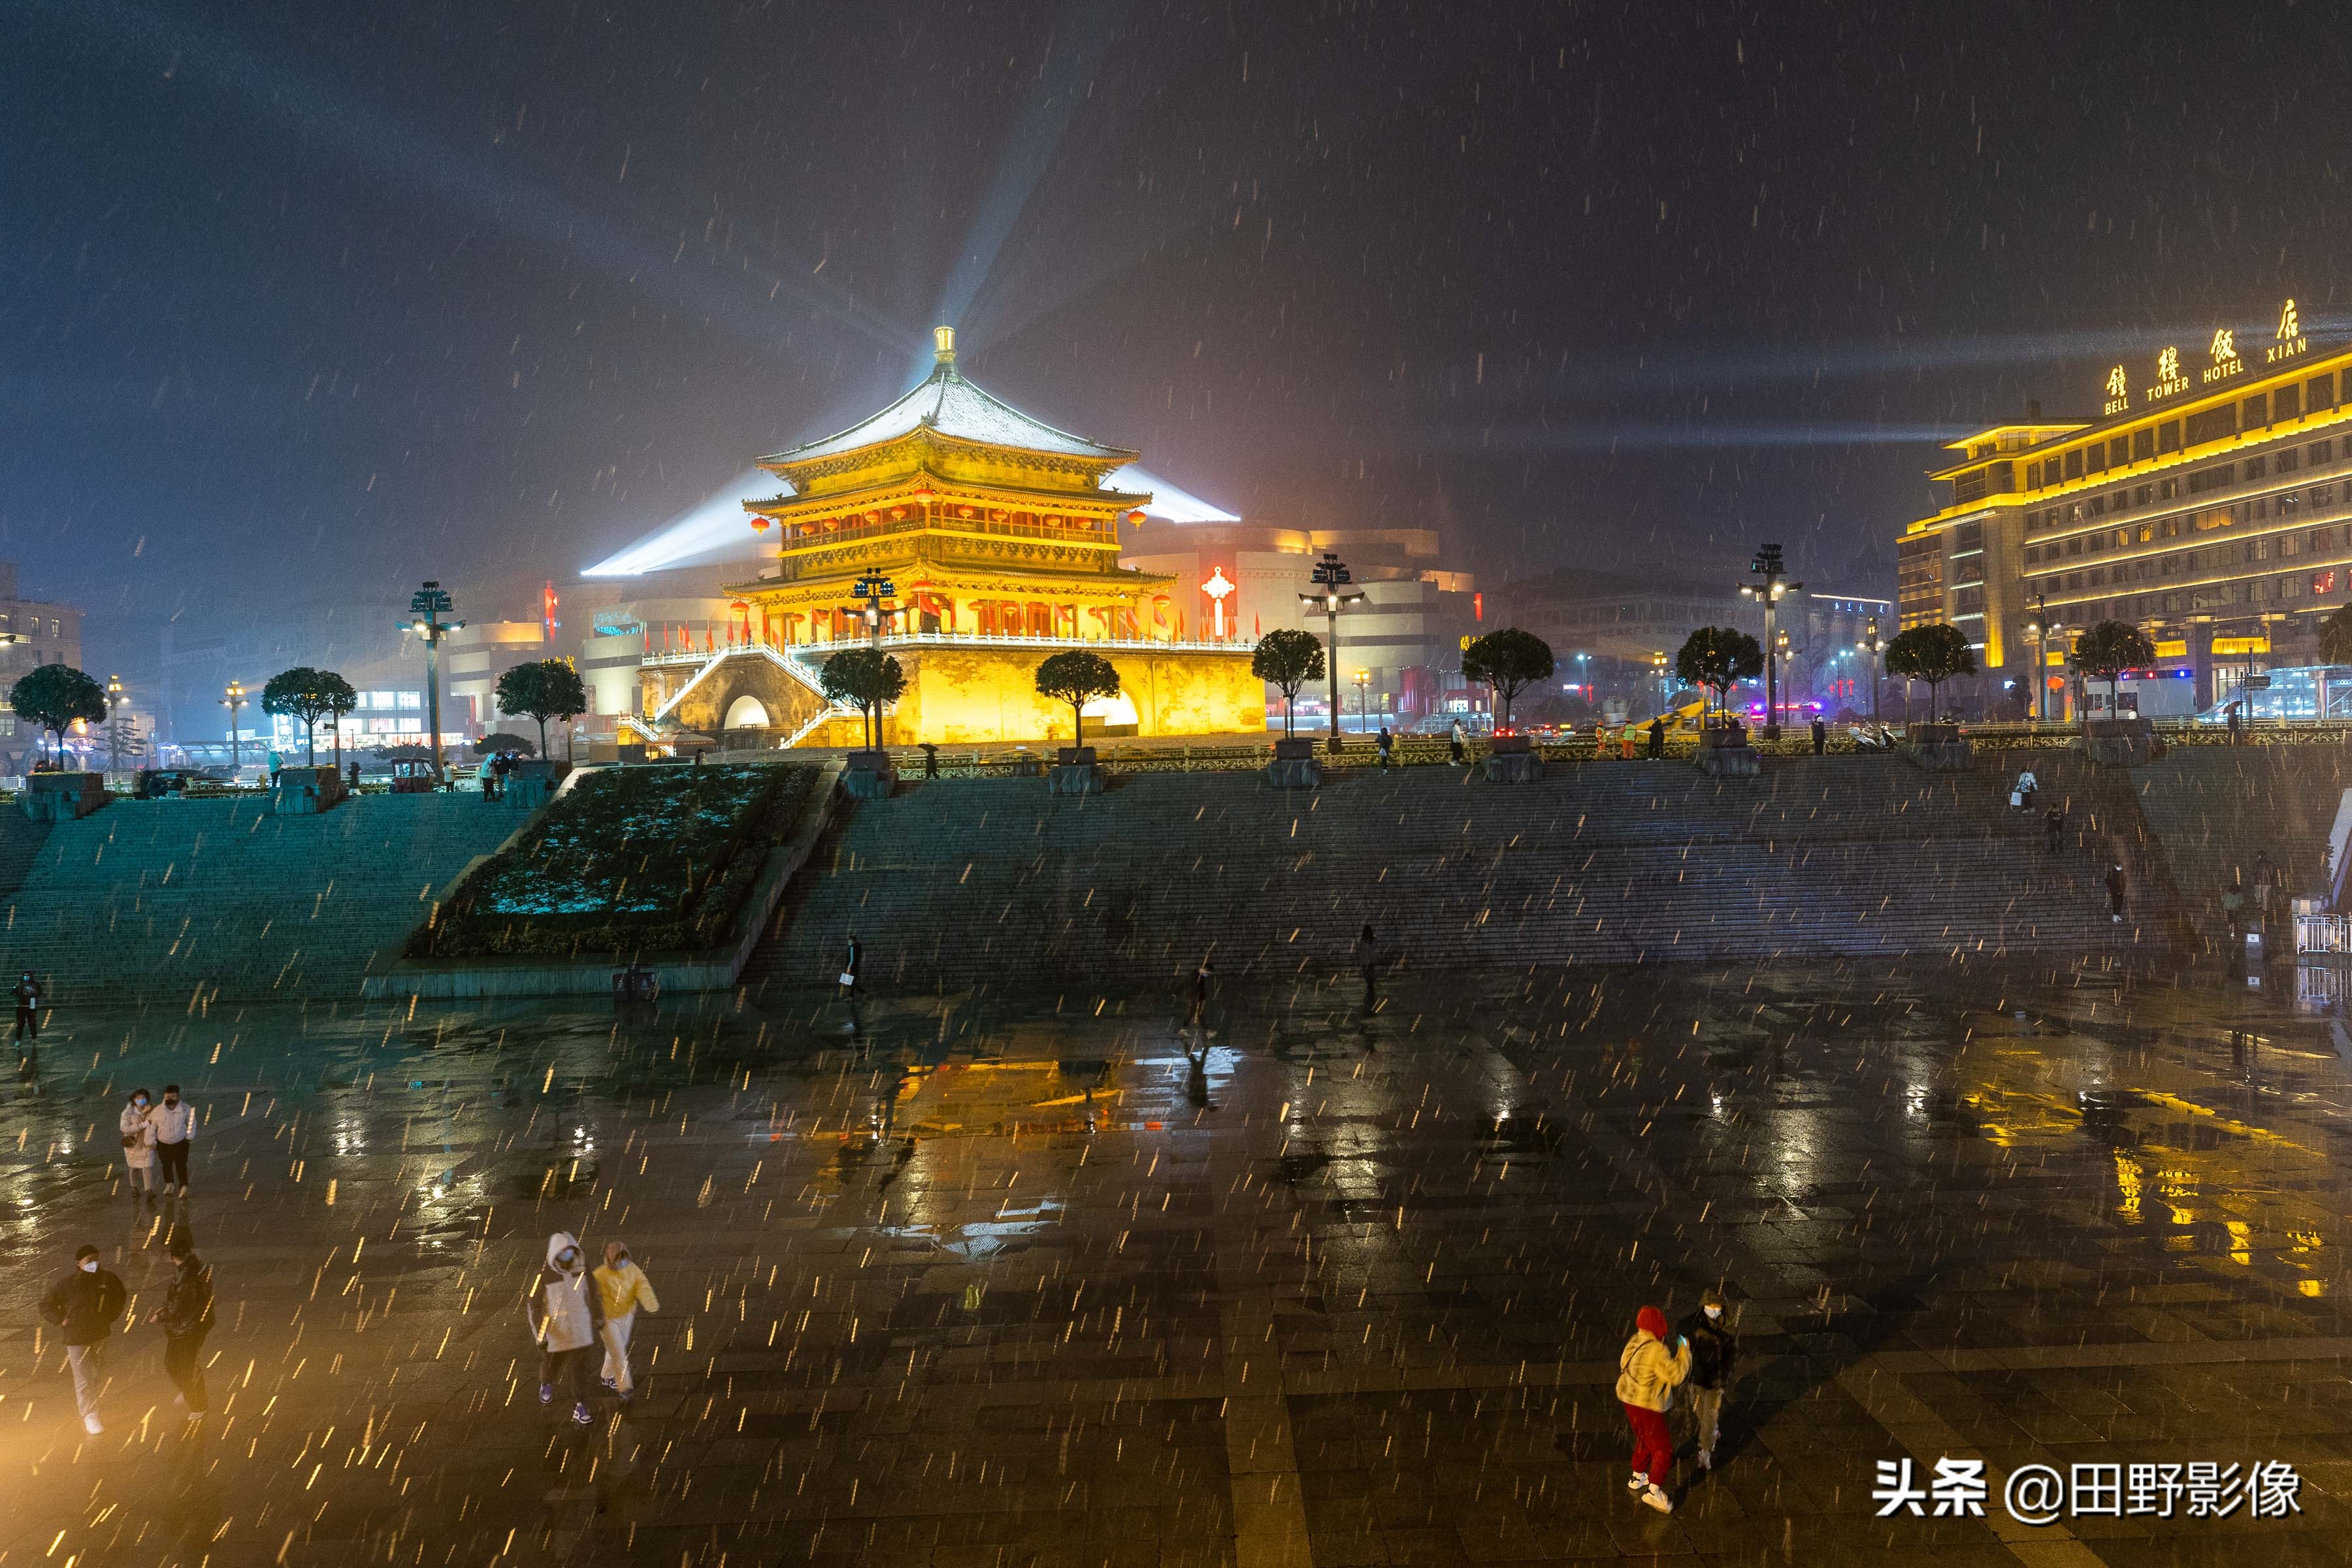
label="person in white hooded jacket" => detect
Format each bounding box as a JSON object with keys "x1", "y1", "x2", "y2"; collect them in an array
[{"x1": 525, "y1": 1232, "x2": 604, "y2": 1426}]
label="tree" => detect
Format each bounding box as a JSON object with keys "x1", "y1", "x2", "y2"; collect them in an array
[
  {"x1": 1674, "y1": 627, "x2": 1764, "y2": 726},
  {"x1": 1884, "y1": 623, "x2": 1979, "y2": 723},
  {"x1": 494, "y1": 660, "x2": 590, "y2": 759},
  {"x1": 819, "y1": 647, "x2": 906, "y2": 749},
  {"x1": 2319, "y1": 604, "x2": 2352, "y2": 668},
  {"x1": 474, "y1": 730, "x2": 537, "y2": 757},
  {"x1": 1034, "y1": 649, "x2": 1122, "y2": 747},
  {"x1": 2070, "y1": 619, "x2": 2156, "y2": 723},
  {"x1": 1461, "y1": 629, "x2": 1556, "y2": 731},
  {"x1": 1250, "y1": 628, "x2": 1326, "y2": 737},
  {"x1": 261, "y1": 666, "x2": 357, "y2": 767},
  {"x1": 8, "y1": 664, "x2": 106, "y2": 768}
]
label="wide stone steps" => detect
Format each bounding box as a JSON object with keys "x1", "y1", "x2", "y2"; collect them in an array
[
  {"x1": 745, "y1": 758, "x2": 2164, "y2": 990},
  {"x1": 0, "y1": 794, "x2": 523, "y2": 1005}
]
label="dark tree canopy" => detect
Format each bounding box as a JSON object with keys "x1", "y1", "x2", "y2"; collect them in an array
[
  {"x1": 474, "y1": 731, "x2": 538, "y2": 757},
  {"x1": 1674, "y1": 627, "x2": 1764, "y2": 723},
  {"x1": 1250, "y1": 629, "x2": 1326, "y2": 736},
  {"x1": 2071, "y1": 620, "x2": 2157, "y2": 718},
  {"x1": 495, "y1": 660, "x2": 591, "y2": 757},
  {"x1": 820, "y1": 648, "x2": 906, "y2": 748},
  {"x1": 261, "y1": 666, "x2": 359, "y2": 766},
  {"x1": 1884, "y1": 624, "x2": 1979, "y2": 721},
  {"x1": 2319, "y1": 605, "x2": 2352, "y2": 668},
  {"x1": 8, "y1": 664, "x2": 106, "y2": 765},
  {"x1": 1461, "y1": 629, "x2": 1556, "y2": 729},
  {"x1": 1034, "y1": 650, "x2": 1122, "y2": 745}
]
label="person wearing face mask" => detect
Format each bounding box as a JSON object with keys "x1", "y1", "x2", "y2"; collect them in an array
[
  {"x1": 147, "y1": 1228, "x2": 214, "y2": 1416},
  {"x1": 593, "y1": 1241, "x2": 661, "y2": 1403},
  {"x1": 149, "y1": 1084, "x2": 196, "y2": 1198},
  {"x1": 118, "y1": 1090, "x2": 159, "y2": 1203},
  {"x1": 1676, "y1": 1288, "x2": 1739, "y2": 1471},
  {"x1": 525, "y1": 1232, "x2": 604, "y2": 1426},
  {"x1": 41, "y1": 1244, "x2": 127, "y2": 1435}
]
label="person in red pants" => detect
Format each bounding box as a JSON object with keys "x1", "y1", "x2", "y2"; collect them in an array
[{"x1": 1616, "y1": 1305, "x2": 1692, "y2": 1513}]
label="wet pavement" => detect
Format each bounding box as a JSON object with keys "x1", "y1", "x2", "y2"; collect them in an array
[{"x1": 1, "y1": 956, "x2": 2350, "y2": 1566}]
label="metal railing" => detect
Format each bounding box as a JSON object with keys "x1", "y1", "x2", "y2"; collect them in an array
[{"x1": 2296, "y1": 911, "x2": 2352, "y2": 955}]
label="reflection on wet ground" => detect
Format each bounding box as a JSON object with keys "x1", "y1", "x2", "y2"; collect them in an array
[{"x1": 1, "y1": 955, "x2": 2349, "y2": 1565}]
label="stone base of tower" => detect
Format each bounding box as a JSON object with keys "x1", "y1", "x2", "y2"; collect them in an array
[{"x1": 822, "y1": 644, "x2": 1264, "y2": 748}]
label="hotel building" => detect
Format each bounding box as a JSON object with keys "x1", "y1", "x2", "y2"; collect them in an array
[{"x1": 1901, "y1": 299, "x2": 2352, "y2": 715}]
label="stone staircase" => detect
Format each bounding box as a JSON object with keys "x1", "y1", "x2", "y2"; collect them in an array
[
  {"x1": 2129, "y1": 745, "x2": 2352, "y2": 951},
  {"x1": 744, "y1": 756, "x2": 2172, "y2": 991},
  {"x1": 0, "y1": 794, "x2": 525, "y2": 1006}
]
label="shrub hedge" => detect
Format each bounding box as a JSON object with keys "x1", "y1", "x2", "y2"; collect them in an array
[{"x1": 406, "y1": 762, "x2": 819, "y2": 960}]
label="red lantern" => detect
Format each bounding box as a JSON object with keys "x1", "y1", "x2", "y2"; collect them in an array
[{"x1": 1126, "y1": 508, "x2": 1147, "y2": 526}]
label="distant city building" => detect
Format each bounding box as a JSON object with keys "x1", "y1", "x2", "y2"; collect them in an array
[
  {"x1": 0, "y1": 563, "x2": 90, "y2": 770},
  {"x1": 1901, "y1": 297, "x2": 2352, "y2": 713},
  {"x1": 1123, "y1": 521, "x2": 1478, "y2": 724},
  {"x1": 1497, "y1": 569, "x2": 1890, "y2": 715}
]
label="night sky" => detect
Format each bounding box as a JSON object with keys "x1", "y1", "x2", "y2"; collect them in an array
[{"x1": 7, "y1": 0, "x2": 2349, "y2": 703}]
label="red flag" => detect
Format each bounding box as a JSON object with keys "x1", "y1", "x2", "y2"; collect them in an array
[
  {"x1": 705, "y1": 626, "x2": 714, "y2": 653},
  {"x1": 1252, "y1": 613, "x2": 1261, "y2": 637}
]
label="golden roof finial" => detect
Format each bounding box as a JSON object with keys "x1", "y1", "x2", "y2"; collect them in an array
[{"x1": 933, "y1": 325, "x2": 956, "y2": 365}]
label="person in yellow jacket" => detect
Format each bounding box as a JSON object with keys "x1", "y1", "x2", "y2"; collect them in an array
[
  {"x1": 593, "y1": 1241, "x2": 660, "y2": 1402},
  {"x1": 1616, "y1": 1305, "x2": 1691, "y2": 1514}
]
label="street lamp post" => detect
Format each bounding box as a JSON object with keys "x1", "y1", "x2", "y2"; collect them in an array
[
  {"x1": 1855, "y1": 615, "x2": 1884, "y2": 725},
  {"x1": 1298, "y1": 552, "x2": 1365, "y2": 753},
  {"x1": 2023, "y1": 591, "x2": 2057, "y2": 725},
  {"x1": 1650, "y1": 651, "x2": 1668, "y2": 715},
  {"x1": 105, "y1": 674, "x2": 125, "y2": 776},
  {"x1": 1739, "y1": 544, "x2": 1802, "y2": 739},
  {"x1": 854, "y1": 572, "x2": 897, "y2": 653},
  {"x1": 1352, "y1": 668, "x2": 1370, "y2": 733},
  {"x1": 221, "y1": 680, "x2": 248, "y2": 774},
  {"x1": 405, "y1": 581, "x2": 465, "y2": 785},
  {"x1": 1773, "y1": 629, "x2": 1792, "y2": 728}
]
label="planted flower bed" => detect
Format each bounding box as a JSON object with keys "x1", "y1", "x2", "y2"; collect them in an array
[{"x1": 406, "y1": 763, "x2": 819, "y2": 960}]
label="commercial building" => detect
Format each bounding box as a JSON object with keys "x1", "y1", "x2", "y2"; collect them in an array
[
  {"x1": 0, "y1": 564, "x2": 90, "y2": 772},
  {"x1": 1122, "y1": 521, "x2": 1478, "y2": 725},
  {"x1": 1901, "y1": 297, "x2": 2352, "y2": 713}
]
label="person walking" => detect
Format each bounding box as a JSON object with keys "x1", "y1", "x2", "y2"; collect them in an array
[
  {"x1": 1356, "y1": 923, "x2": 1381, "y2": 1004},
  {"x1": 2227, "y1": 701, "x2": 2244, "y2": 745},
  {"x1": 2253, "y1": 850, "x2": 2279, "y2": 923},
  {"x1": 1675, "y1": 1289, "x2": 1739, "y2": 1471},
  {"x1": 2106, "y1": 860, "x2": 2128, "y2": 924},
  {"x1": 2043, "y1": 804, "x2": 2066, "y2": 856},
  {"x1": 2014, "y1": 766, "x2": 2038, "y2": 814},
  {"x1": 12, "y1": 971, "x2": 40, "y2": 1049},
  {"x1": 1647, "y1": 716, "x2": 1665, "y2": 759},
  {"x1": 1190, "y1": 958, "x2": 1215, "y2": 1026},
  {"x1": 119, "y1": 1090, "x2": 158, "y2": 1203},
  {"x1": 920, "y1": 742, "x2": 939, "y2": 779},
  {"x1": 1617, "y1": 1305, "x2": 1691, "y2": 1514},
  {"x1": 527, "y1": 1232, "x2": 604, "y2": 1426},
  {"x1": 1376, "y1": 725, "x2": 1394, "y2": 771},
  {"x1": 148, "y1": 1228, "x2": 214, "y2": 1416},
  {"x1": 593, "y1": 1242, "x2": 661, "y2": 1403},
  {"x1": 2221, "y1": 874, "x2": 2247, "y2": 941},
  {"x1": 838, "y1": 934, "x2": 861, "y2": 1000},
  {"x1": 1448, "y1": 719, "x2": 1467, "y2": 766},
  {"x1": 1810, "y1": 715, "x2": 1827, "y2": 756},
  {"x1": 42, "y1": 1244, "x2": 126, "y2": 1435},
  {"x1": 149, "y1": 1083, "x2": 195, "y2": 1198}
]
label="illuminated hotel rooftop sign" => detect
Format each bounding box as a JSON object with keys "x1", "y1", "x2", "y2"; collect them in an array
[{"x1": 2104, "y1": 299, "x2": 2308, "y2": 415}]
